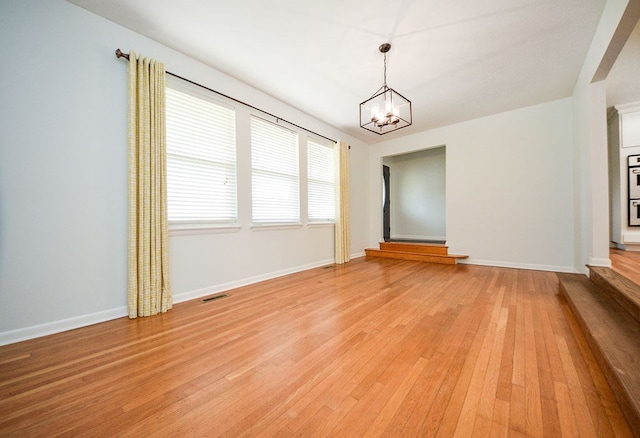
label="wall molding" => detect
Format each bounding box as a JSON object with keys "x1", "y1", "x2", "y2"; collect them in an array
[
  {"x1": 173, "y1": 258, "x2": 336, "y2": 304},
  {"x1": 461, "y1": 258, "x2": 577, "y2": 273},
  {"x1": 0, "y1": 258, "x2": 346, "y2": 346},
  {"x1": 0, "y1": 306, "x2": 128, "y2": 347},
  {"x1": 588, "y1": 256, "x2": 612, "y2": 268},
  {"x1": 0, "y1": 253, "x2": 575, "y2": 346}
]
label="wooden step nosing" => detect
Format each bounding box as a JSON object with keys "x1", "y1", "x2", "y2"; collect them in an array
[{"x1": 366, "y1": 249, "x2": 468, "y2": 259}]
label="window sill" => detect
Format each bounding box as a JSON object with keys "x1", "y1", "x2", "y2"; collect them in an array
[
  {"x1": 250, "y1": 223, "x2": 302, "y2": 232},
  {"x1": 169, "y1": 224, "x2": 242, "y2": 236},
  {"x1": 307, "y1": 222, "x2": 335, "y2": 229}
]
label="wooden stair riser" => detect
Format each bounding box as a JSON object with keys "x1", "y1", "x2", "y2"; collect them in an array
[
  {"x1": 379, "y1": 242, "x2": 449, "y2": 255},
  {"x1": 588, "y1": 266, "x2": 640, "y2": 325},
  {"x1": 364, "y1": 249, "x2": 464, "y2": 265}
]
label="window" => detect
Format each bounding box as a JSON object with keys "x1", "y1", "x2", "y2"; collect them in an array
[
  {"x1": 307, "y1": 139, "x2": 336, "y2": 222},
  {"x1": 165, "y1": 79, "x2": 237, "y2": 225},
  {"x1": 251, "y1": 117, "x2": 299, "y2": 224}
]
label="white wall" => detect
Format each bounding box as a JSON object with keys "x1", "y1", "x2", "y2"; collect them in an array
[
  {"x1": 385, "y1": 147, "x2": 446, "y2": 241},
  {"x1": 0, "y1": 0, "x2": 369, "y2": 344},
  {"x1": 370, "y1": 98, "x2": 576, "y2": 272}
]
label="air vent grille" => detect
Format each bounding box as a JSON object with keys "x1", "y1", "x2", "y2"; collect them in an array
[{"x1": 201, "y1": 293, "x2": 229, "y2": 303}]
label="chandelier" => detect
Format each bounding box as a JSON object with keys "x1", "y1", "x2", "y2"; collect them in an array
[{"x1": 360, "y1": 43, "x2": 412, "y2": 135}]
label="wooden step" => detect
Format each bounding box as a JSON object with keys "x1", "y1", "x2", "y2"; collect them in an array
[
  {"x1": 379, "y1": 241, "x2": 449, "y2": 255},
  {"x1": 588, "y1": 265, "x2": 640, "y2": 325},
  {"x1": 364, "y1": 248, "x2": 468, "y2": 265},
  {"x1": 557, "y1": 272, "x2": 640, "y2": 433}
]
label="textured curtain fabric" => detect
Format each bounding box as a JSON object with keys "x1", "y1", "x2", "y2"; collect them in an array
[
  {"x1": 127, "y1": 51, "x2": 172, "y2": 318},
  {"x1": 335, "y1": 140, "x2": 350, "y2": 264}
]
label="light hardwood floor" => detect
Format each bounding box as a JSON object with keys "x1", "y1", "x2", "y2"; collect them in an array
[{"x1": 0, "y1": 258, "x2": 633, "y2": 437}]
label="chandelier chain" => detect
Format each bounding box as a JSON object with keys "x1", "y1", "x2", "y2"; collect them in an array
[{"x1": 383, "y1": 51, "x2": 387, "y2": 87}]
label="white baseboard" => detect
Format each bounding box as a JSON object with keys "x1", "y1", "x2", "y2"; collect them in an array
[
  {"x1": 588, "y1": 257, "x2": 612, "y2": 268},
  {"x1": 173, "y1": 258, "x2": 336, "y2": 304},
  {"x1": 0, "y1": 258, "x2": 343, "y2": 347},
  {"x1": 460, "y1": 258, "x2": 577, "y2": 273},
  {"x1": 615, "y1": 243, "x2": 640, "y2": 251},
  {"x1": 0, "y1": 306, "x2": 128, "y2": 347},
  {"x1": 4, "y1": 252, "x2": 571, "y2": 346},
  {"x1": 622, "y1": 232, "x2": 640, "y2": 243}
]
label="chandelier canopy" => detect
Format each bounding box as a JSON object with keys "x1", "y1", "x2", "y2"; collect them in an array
[{"x1": 360, "y1": 43, "x2": 412, "y2": 135}]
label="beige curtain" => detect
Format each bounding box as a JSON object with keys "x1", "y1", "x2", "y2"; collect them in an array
[
  {"x1": 127, "y1": 51, "x2": 172, "y2": 318},
  {"x1": 335, "y1": 140, "x2": 350, "y2": 264}
]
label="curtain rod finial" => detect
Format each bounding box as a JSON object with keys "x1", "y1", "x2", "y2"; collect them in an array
[{"x1": 115, "y1": 48, "x2": 129, "y2": 60}]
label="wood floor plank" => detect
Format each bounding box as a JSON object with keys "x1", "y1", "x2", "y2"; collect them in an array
[
  {"x1": 496, "y1": 270, "x2": 518, "y2": 404},
  {"x1": 455, "y1": 284, "x2": 506, "y2": 435},
  {"x1": 433, "y1": 270, "x2": 498, "y2": 437},
  {"x1": 381, "y1": 300, "x2": 467, "y2": 436},
  {"x1": 555, "y1": 335, "x2": 599, "y2": 438},
  {"x1": 531, "y1": 274, "x2": 563, "y2": 438},
  {"x1": 555, "y1": 381, "x2": 580, "y2": 437},
  {"x1": 363, "y1": 356, "x2": 428, "y2": 436},
  {"x1": 0, "y1": 259, "x2": 633, "y2": 437},
  {"x1": 523, "y1": 273, "x2": 544, "y2": 438}
]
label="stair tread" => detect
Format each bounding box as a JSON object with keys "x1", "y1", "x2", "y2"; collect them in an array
[{"x1": 557, "y1": 272, "x2": 640, "y2": 431}]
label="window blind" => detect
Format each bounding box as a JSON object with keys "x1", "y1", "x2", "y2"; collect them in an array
[
  {"x1": 307, "y1": 139, "x2": 336, "y2": 222},
  {"x1": 166, "y1": 84, "x2": 237, "y2": 223},
  {"x1": 251, "y1": 117, "x2": 299, "y2": 224}
]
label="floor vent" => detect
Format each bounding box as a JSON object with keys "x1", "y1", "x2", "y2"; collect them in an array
[
  {"x1": 201, "y1": 293, "x2": 229, "y2": 303},
  {"x1": 322, "y1": 265, "x2": 336, "y2": 269}
]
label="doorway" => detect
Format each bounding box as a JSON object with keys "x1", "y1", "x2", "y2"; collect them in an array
[
  {"x1": 381, "y1": 146, "x2": 446, "y2": 243},
  {"x1": 383, "y1": 165, "x2": 390, "y2": 241}
]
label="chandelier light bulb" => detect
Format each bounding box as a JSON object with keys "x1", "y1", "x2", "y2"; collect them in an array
[
  {"x1": 385, "y1": 97, "x2": 392, "y2": 116},
  {"x1": 371, "y1": 103, "x2": 380, "y2": 122}
]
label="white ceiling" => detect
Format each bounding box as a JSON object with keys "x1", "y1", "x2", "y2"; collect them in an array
[
  {"x1": 607, "y1": 19, "x2": 640, "y2": 108},
  {"x1": 69, "y1": 0, "x2": 614, "y2": 143}
]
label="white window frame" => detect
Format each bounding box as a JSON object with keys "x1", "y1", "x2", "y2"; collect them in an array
[
  {"x1": 250, "y1": 116, "x2": 300, "y2": 226},
  {"x1": 165, "y1": 76, "x2": 238, "y2": 232},
  {"x1": 307, "y1": 137, "x2": 336, "y2": 224}
]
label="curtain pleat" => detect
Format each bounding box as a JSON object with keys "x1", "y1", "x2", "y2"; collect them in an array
[
  {"x1": 335, "y1": 140, "x2": 350, "y2": 264},
  {"x1": 127, "y1": 50, "x2": 172, "y2": 318}
]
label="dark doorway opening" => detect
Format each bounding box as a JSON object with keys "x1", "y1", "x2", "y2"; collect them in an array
[{"x1": 383, "y1": 165, "x2": 390, "y2": 242}]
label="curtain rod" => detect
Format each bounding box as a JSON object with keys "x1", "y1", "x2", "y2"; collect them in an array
[{"x1": 115, "y1": 49, "x2": 337, "y2": 144}]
